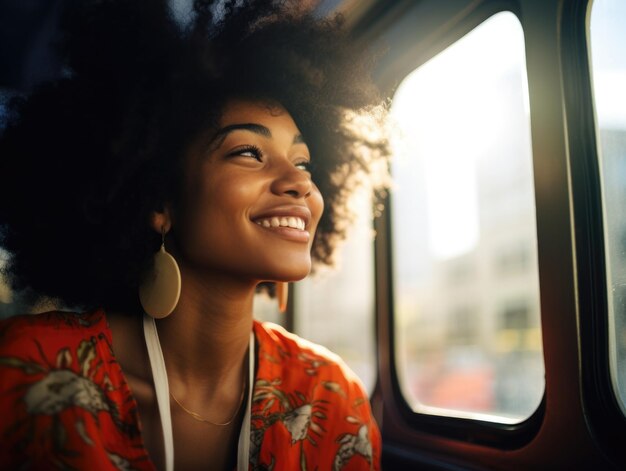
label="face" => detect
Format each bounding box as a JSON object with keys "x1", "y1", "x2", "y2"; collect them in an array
[{"x1": 171, "y1": 99, "x2": 324, "y2": 283}]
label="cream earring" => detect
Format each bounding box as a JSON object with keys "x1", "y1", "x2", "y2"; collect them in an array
[
  {"x1": 276, "y1": 281, "x2": 288, "y2": 313},
  {"x1": 139, "y1": 226, "x2": 181, "y2": 319}
]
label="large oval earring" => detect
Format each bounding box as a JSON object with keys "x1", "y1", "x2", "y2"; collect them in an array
[{"x1": 139, "y1": 227, "x2": 181, "y2": 319}]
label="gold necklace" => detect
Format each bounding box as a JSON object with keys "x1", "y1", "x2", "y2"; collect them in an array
[{"x1": 170, "y1": 372, "x2": 246, "y2": 426}]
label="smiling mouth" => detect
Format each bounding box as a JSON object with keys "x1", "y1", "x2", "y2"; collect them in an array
[{"x1": 255, "y1": 216, "x2": 306, "y2": 231}]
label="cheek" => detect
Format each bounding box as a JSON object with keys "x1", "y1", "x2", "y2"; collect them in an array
[
  {"x1": 191, "y1": 166, "x2": 251, "y2": 212},
  {"x1": 176, "y1": 174, "x2": 229, "y2": 245},
  {"x1": 191, "y1": 179, "x2": 249, "y2": 235}
]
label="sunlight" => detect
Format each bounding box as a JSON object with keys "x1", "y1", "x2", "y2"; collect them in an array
[
  {"x1": 391, "y1": 12, "x2": 527, "y2": 260},
  {"x1": 592, "y1": 70, "x2": 626, "y2": 129}
]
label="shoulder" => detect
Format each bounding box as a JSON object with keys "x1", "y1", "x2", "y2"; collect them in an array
[
  {"x1": 0, "y1": 309, "x2": 112, "y2": 402},
  {"x1": 0, "y1": 309, "x2": 109, "y2": 355},
  {"x1": 0, "y1": 309, "x2": 151, "y2": 468},
  {"x1": 254, "y1": 319, "x2": 363, "y2": 392},
  {"x1": 251, "y1": 320, "x2": 381, "y2": 470},
  {"x1": 254, "y1": 320, "x2": 342, "y2": 362},
  {"x1": 0, "y1": 309, "x2": 111, "y2": 387},
  {"x1": 0, "y1": 309, "x2": 108, "y2": 347}
]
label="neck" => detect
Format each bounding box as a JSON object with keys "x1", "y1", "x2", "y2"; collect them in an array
[{"x1": 154, "y1": 269, "x2": 256, "y2": 392}]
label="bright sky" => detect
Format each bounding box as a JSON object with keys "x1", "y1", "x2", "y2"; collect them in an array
[
  {"x1": 390, "y1": 1, "x2": 625, "y2": 263},
  {"x1": 590, "y1": 0, "x2": 626, "y2": 129},
  {"x1": 390, "y1": 11, "x2": 528, "y2": 260}
]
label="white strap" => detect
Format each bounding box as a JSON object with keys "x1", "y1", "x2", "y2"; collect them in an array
[
  {"x1": 143, "y1": 314, "x2": 255, "y2": 471},
  {"x1": 143, "y1": 315, "x2": 175, "y2": 471}
]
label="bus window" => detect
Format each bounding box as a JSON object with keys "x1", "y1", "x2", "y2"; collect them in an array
[
  {"x1": 253, "y1": 291, "x2": 283, "y2": 327},
  {"x1": 589, "y1": 0, "x2": 626, "y2": 416},
  {"x1": 389, "y1": 11, "x2": 544, "y2": 423},
  {"x1": 293, "y1": 188, "x2": 377, "y2": 392}
]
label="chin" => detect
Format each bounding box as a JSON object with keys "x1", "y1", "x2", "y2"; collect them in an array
[
  {"x1": 277, "y1": 268, "x2": 311, "y2": 282},
  {"x1": 256, "y1": 253, "x2": 312, "y2": 282},
  {"x1": 266, "y1": 263, "x2": 312, "y2": 283}
]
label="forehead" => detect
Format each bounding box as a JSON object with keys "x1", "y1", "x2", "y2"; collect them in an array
[{"x1": 219, "y1": 100, "x2": 301, "y2": 133}]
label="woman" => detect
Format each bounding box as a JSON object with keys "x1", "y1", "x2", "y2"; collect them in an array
[{"x1": 0, "y1": 0, "x2": 389, "y2": 470}]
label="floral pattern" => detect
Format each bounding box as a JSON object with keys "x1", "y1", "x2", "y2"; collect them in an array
[
  {"x1": 0, "y1": 311, "x2": 149, "y2": 470},
  {"x1": 250, "y1": 323, "x2": 380, "y2": 471},
  {"x1": 0, "y1": 310, "x2": 381, "y2": 470}
]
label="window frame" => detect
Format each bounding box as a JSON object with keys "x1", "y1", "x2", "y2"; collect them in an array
[
  {"x1": 365, "y1": 0, "x2": 626, "y2": 465},
  {"x1": 564, "y1": 0, "x2": 626, "y2": 464},
  {"x1": 290, "y1": 197, "x2": 379, "y2": 394},
  {"x1": 371, "y1": 2, "x2": 546, "y2": 450}
]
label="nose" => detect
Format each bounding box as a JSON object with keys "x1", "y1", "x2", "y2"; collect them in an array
[{"x1": 270, "y1": 159, "x2": 313, "y2": 198}]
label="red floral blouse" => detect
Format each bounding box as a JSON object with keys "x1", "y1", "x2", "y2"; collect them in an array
[{"x1": 0, "y1": 310, "x2": 381, "y2": 470}]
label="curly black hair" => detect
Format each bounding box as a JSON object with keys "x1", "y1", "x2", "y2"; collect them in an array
[{"x1": 0, "y1": 0, "x2": 389, "y2": 313}]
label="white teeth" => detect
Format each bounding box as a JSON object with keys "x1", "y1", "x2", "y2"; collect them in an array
[{"x1": 256, "y1": 216, "x2": 306, "y2": 230}]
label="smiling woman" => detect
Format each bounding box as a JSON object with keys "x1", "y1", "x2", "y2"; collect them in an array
[
  {"x1": 174, "y1": 100, "x2": 324, "y2": 285},
  {"x1": 0, "y1": 1, "x2": 389, "y2": 470}
]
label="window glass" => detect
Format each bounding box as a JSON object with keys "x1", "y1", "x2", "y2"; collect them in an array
[
  {"x1": 293, "y1": 189, "x2": 376, "y2": 392},
  {"x1": 253, "y1": 291, "x2": 284, "y2": 327},
  {"x1": 390, "y1": 12, "x2": 544, "y2": 423},
  {"x1": 589, "y1": 0, "x2": 626, "y2": 415}
]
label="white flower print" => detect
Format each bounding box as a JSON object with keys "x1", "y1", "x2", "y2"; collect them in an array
[
  {"x1": 24, "y1": 369, "x2": 110, "y2": 415},
  {"x1": 282, "y1": 404, "x2": 312, "y2": 444},
  {"x1": 107, "y1": 452, "x2": 136, "y2": 471},
  {"x1": 333, "y1": 424, "x2": 372, "y2": 471}
]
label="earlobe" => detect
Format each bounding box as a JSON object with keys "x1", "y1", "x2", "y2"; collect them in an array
[{"x1": 150, "y1": 207, "x2": 172, "y2": 234}]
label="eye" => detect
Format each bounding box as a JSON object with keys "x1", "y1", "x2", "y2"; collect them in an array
[
  {"x1": 294, "y1": 159, "x2": 313, "y2": 173},
  {"x1": 228, "y1": 145, "x2": 263, "y2": 161}
]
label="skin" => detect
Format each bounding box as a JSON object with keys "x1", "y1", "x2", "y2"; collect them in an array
[{"x1": 108, "y1": 99, "x2": 324, "y2": 470}]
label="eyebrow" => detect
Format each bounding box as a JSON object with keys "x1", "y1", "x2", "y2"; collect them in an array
[
  {"x1": 210, "y1": 123, "x2": 306, "y2": 149},
  {"x1": 215, "y1": 123, "x2": 271, "y2": 140}
]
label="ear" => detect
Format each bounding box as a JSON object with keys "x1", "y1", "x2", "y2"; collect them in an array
[{"x1": 150, "y1": 206, "x2": 172, "y2": 235}]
